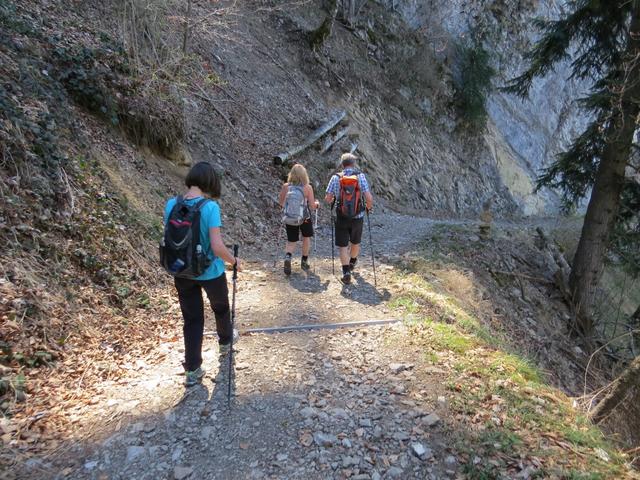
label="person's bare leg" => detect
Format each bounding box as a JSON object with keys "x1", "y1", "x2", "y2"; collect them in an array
[
  {"x1": 350, "y1": 243, "x2": 360, "y2": 259},
  {"x1": 284, "y1": 241, "x2": 296, "y2": 275},
  {"x1": 339, "y1": 246, "x2": 350, "y2": 266},
  {"x1": 302, "y1": 237, "x2": 311, "y2": 256},
  {"x1": 285, "y1": 241, "x2": 297, "y2": 255}
]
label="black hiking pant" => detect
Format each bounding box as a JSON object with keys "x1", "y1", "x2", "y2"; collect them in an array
[{"x1": 174, "y1": 273, "x2": 232, "y2": 372}]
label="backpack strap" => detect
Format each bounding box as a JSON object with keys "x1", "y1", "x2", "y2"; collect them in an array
[
  {"x1": 167, "y1": 196, "x2": 185, "y2": 219},
  {"x1": 193, "y1": 198, "x2": 210, "y2": 211}
]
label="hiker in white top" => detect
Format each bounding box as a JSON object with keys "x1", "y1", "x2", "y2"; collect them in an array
[{"x1": 278, "y1": 163, "x2": 319, "y2": 275}]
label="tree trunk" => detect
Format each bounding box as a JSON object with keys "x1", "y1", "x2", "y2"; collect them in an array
[
  {"x1": 273, "y1": 110, "x2": 347, "y2": 165},
  {"x1": 591, "y1": 355, "x2": 640, "y2": 423},
  {"x1": 569, "y1": 3, "x2": 640, "y2": 338},
  {"x1": 310, "y1": 0, "x2": 339, "y2": 49}
]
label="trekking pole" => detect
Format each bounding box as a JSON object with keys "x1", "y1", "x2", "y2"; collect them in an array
[
  {"x1": 228, "y1": 244, "x2": 239, "y2": 407},
  {"x1": 330, "y1": 202, "x2": 336, "y2": 276},
  {"x1": 313, "y1": 209, "x2": 318, "y2": 274},
  {"x1": 365, "y1": 209, "x2": 377, "y2": 288}
]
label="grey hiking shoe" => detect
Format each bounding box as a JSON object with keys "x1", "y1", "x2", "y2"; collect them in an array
[
  {"x1": 185, "y1": 367, "x2": 205, "y2": 387},
  {"x1": 219, "y1": 329, "x2": 240, "y2": 355},
  {"x1": 301, "y1": 258, "x2": 311, "y2": 271},
  {"x1": 284, "y1": 254, "x2": 292, "y2": 275},
  {"x1": 342, "y1": 272, "x2": 352, "y2": 284}
]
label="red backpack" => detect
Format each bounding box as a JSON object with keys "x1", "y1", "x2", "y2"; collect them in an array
[{"x1": 336, "y1": 172, "x2": 364, "y2": 219}]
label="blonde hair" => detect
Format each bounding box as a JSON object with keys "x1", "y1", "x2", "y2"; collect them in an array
[{"x1": 287, "y1": 163, "x2": 310, "y2": 186}]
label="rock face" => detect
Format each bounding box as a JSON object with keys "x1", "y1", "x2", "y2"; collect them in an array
[{"x1": 375, "y1": 0, "x2": 589, "y2": 216}]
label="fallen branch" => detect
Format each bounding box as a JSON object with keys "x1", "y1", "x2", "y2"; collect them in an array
[
  {"x1": 488, "y1": 269, "x2": 554, "y2": 285},
  {"x1": 194, "y1": 85, "x2": 234, "y2": 129},
  {"x1": 273, "y1": 110, "x2": 347, "y2": 165},
  {"x1": 320, "y1": 126, "x2": 349, "y2": 154}
]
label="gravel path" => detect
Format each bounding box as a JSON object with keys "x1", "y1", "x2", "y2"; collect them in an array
[{"x1": 18, "y1": 213, "x2": 546, "y2": 480}]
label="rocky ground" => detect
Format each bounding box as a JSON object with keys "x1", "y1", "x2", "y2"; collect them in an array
[
  {"x1": 11, "y1": 213, "x2": 639, "y2": 479},
  {"x1": 17, "y1": 214, "x2": 460, "y2": 480}
]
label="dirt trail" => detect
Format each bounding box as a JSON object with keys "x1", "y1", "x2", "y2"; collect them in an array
[{"x1": 18, "y1": 214, "x2": 467, "y2": 480}]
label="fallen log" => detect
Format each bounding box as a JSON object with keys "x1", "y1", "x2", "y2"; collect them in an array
[
  {"x1": 273, "y1": 110, "x2": 347, "y2": 165},
  {"x1": 320, "y1": 126, "x2": 349, "y2": 154}
]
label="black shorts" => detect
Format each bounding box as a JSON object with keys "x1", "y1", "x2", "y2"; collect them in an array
[
  {"x1": 335, "y1": 217, "x2": 363, "y2": 247},
  {"x1": 285, "y1": 219, "x2": 314, "y2": 242}
]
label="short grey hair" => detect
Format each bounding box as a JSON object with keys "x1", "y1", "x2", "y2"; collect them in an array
[{"x1": 340, "y1": 153, "x2": 358, "y2": 168}]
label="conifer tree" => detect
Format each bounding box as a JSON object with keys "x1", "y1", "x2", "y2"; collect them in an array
[{"x1": 506, "y1": 0, "x2": 640, "y2": 338}]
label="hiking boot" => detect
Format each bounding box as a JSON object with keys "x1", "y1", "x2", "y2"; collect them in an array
[
  {"x1": 219, "y1": 329, "x2": 240, "y2": 355},
  {"x1": 342, "y1": 272, "x2": 352, "y2": 284},
  {"x1": 301, "y1": 258, "x2": 311, "y2": 271},
  {"x1": 184, "y1": 367, "x2": 205, "y2": 387},
  {"x1": 284, "y1": 254, "x2": 292, "y2": 275},
  {"x1": 349, "y1": 258, "x2": 358, "y2": 271}
]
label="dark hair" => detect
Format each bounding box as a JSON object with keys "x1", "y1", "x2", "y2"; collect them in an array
[{"x1": 185, "y1": 162, "x2": 221, "y2": 198}]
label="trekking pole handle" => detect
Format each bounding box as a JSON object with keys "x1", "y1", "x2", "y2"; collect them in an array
[{"x1": 232, "y1": 244, "x2": 239, "y2": 280}]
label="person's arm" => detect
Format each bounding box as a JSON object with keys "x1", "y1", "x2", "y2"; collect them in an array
[
  {"x1": 360, "y1": 174, "x2": 374, "y2": 211},
  {"x1": 364, "y1": 191, "x2": 374, "y2": 211},
  {"x1": 278, "y1": 183, "x2": 288, "y2": 208},
  {"x1": 324, "y1": 175, "x2": 337, "y2": 204},
  {"x1": 210, "y1": 227, "x2": 242, "y2": 271},
  {"x1": 305, "y1": 184, "x2": 319, "y2": 210}
]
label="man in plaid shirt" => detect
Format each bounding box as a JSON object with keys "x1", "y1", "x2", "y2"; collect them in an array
[{"x1": 325, "y1": 153, "x2": 374, "y2": 284}]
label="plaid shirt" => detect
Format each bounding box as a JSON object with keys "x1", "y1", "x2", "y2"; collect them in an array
[{"x1": 326, "y1": 168, "x2": 370, "y2": 219}]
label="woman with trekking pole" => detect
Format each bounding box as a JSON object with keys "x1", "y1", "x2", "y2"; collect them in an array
[
  {"x1": 161, "y1": 162, "x2": 241, "y2": 387},
  {"x1": 278, "y1": 163, "x2": 320, "y2": 275}
]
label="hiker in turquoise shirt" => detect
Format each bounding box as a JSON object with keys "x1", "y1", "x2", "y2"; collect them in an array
[{"x1": 163, "y1": 162, "x2": 241, "y2": 387}]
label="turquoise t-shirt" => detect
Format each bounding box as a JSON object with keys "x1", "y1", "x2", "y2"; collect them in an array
[{"x1": 164, "y1": 196, "x2": 225, "y2": 281}]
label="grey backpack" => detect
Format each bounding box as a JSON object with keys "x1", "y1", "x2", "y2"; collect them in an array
[{"x1": 282, "y1": 185, "x2": 307, "y2": 226}]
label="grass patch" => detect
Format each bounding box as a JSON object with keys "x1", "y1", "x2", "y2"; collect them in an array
[
  {"x1": 387, "y1": 252, "x2": 633, "y2": 479},
  {"x1": 392, "y1": 272, "x2": 498, "y2": 347},
  {"x1": 488, "y1": 352, "x2": 541, "y2": 385},
  {"x1": 388, "y1": 295, "x2": 420, "y2": 315},
  {"x1": 430, "y1": 321, "x2": 476, "y2": 353}
]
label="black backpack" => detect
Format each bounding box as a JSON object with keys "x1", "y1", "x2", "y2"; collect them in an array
[{"x1": 160, "y1": 196, "x2": 211, "y2": 278}]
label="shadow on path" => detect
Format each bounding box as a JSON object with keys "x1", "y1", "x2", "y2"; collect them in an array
[
  {"x1": 288, "y1": 270, "x2": 330, "y2": 294},
  {"x1": 340, "y1": 271, "x2": 391, "y2": 306}
]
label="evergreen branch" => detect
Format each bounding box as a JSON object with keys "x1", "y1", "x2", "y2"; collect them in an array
[
  {"x1": 535, "y1": 119, "x2": 608, "y2": 209},
  {"x1": 504, "y1": 0, "x2": 633, "y2": 96}
]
